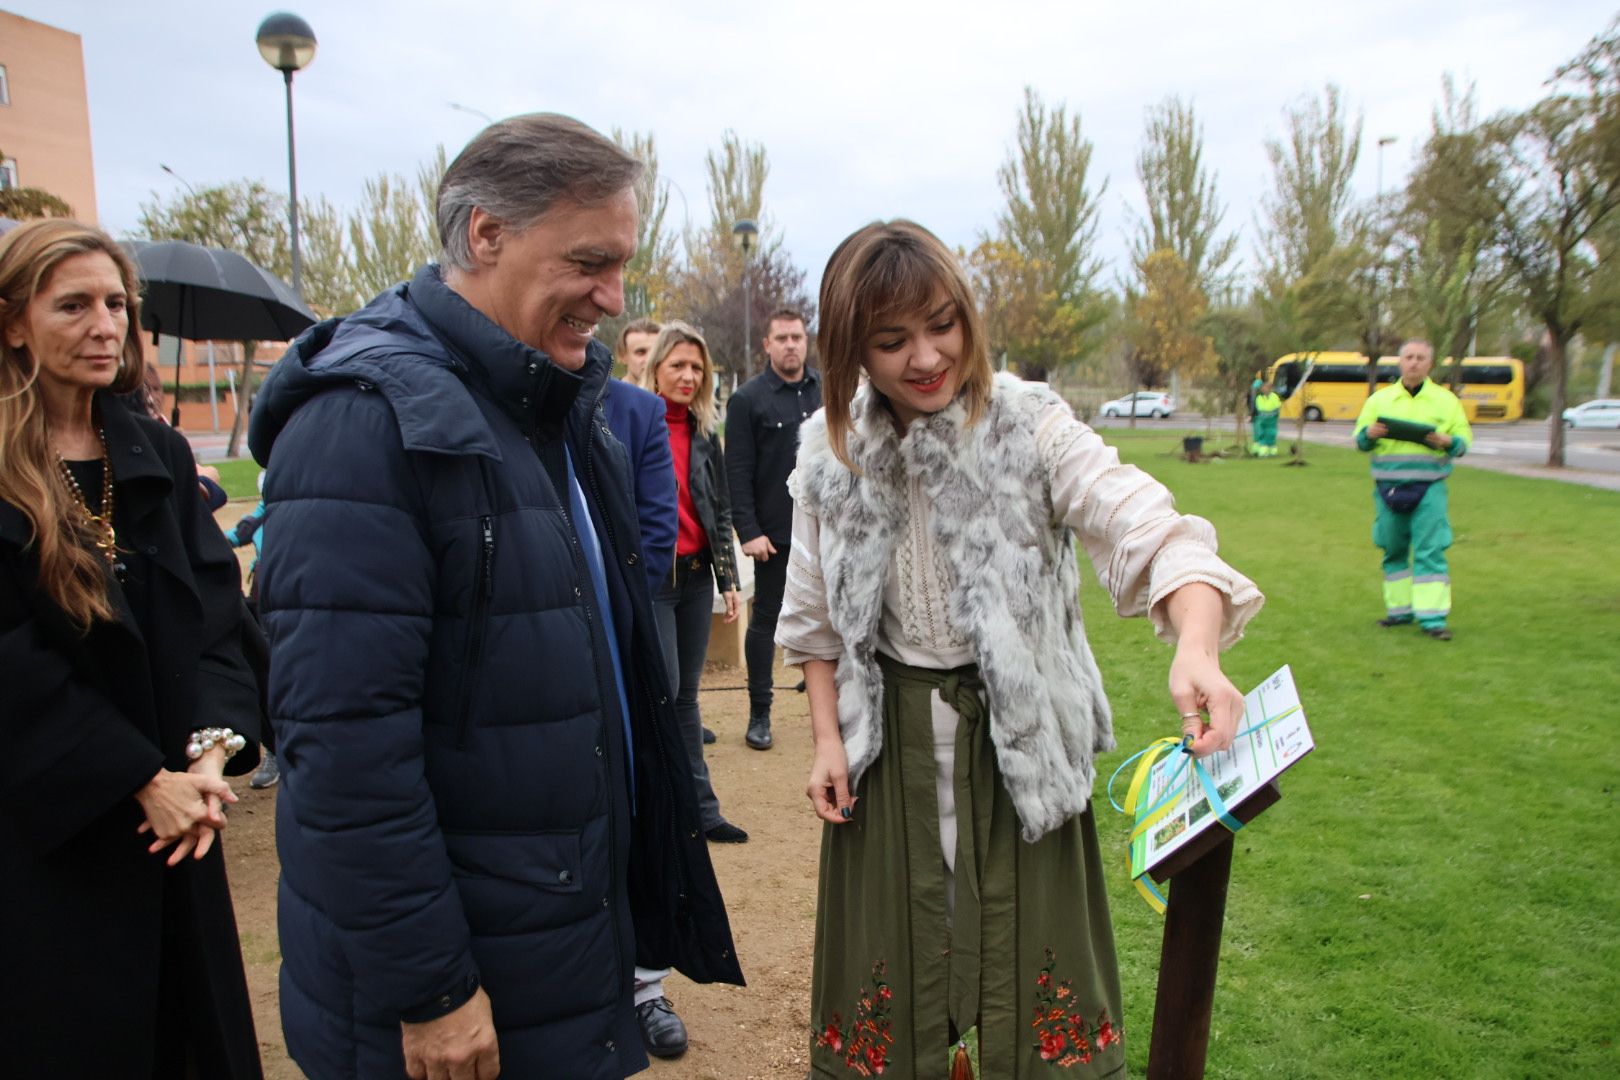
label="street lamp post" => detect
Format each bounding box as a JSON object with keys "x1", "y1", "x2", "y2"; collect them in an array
[
  {"x1": 1375, "y1": 134, "x2": 1397, "y2": 202},
  {"x1": 732, "y1": 219, "x2": 758, "y2": 377},
  {"x1": 255, "y1": 12, "x2": 317, "y2": 299},
  {"x1": 1370, "y1": 134, "x2": 1398, "y2": 362},
  {"x1": 160, "y1": 163, "x2": 198, "y2": 198},
  {"x1": 157, "y1": 163, "x2": 201, "y2": 424},
  {"x1": 448, "y1": 102, "x2": 496, "y2": 124}
]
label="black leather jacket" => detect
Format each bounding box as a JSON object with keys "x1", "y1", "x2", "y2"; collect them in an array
[{"x1": 682, "y1": 422, "x2": 741, "y2": 595}]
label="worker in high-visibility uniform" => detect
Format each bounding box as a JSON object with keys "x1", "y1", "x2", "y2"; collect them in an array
[
  {"x1": 1251, "y1": 381, "x2": 1282, "y2": 456},
  {"x1": 1352, "y1": 339, "x2": 1471, "y2": 641}
]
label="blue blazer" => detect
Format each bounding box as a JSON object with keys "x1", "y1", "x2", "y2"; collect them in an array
[{"x1": 601, "y1": 379, "x2": 677, "y2": 590}]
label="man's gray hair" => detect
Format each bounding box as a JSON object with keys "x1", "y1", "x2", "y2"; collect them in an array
[{"x1": 437, "y1": 113, "x2": 643, "y2": 272}]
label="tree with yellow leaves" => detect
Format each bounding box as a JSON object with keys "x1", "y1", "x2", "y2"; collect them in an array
[{"x1": 1125, "y1": 250, "x2": 1217, "y2": 417}]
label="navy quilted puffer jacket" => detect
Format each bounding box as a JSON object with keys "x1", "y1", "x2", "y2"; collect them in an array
[{"x1": 249, "y1": 266, "x2": 742, "y2": 1080}]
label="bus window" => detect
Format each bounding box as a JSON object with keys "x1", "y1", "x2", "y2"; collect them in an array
[{"x1": 1274, "y1": 361, "x2": 1303, "y2": 398}]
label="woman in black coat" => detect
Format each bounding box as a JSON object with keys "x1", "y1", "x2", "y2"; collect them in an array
[
  {"x1": 0, "y1": 220, "x2": 264, "y2": 1078},
  {"x1": 644, "y1": 321, "x2": 749, "y2": 845}
]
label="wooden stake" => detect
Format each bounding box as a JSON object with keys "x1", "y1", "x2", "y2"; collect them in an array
[{"x1": 1145, "y1": 780, "x2": 1281, "y2": 1079}]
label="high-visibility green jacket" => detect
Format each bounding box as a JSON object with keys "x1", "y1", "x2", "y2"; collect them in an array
[
  {"x1": 1352, "y1": 378, "x2": 1471, "y2": 482},
  {"x1": 1254, "y1": 392, "x2": 1282, "y2": 415}
]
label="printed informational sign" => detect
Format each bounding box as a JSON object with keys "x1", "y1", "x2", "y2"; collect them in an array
[{"x1": 1130, "y1": 666, "x2": 1314, "y2": 879}]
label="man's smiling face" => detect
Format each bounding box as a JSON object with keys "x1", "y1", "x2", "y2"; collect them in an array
[{"x1": 477, "y1": 187, "x2": 638, "y2": 370}]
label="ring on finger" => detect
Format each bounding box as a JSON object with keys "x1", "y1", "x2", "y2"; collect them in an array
[{"x1": 1179, "y1": 712, "x2": 1202, "y2": 721}]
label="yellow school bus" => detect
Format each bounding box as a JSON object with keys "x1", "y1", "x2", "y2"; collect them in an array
[{"x1": 1267, "y1": 353, "x2": 1524, "y2": 423}]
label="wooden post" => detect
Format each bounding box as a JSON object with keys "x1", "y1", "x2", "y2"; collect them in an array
[
  {"x1": 1146, "y1": 835, "x2": 1231, "y2": 1079},
  {"x1": 1145, "y1": 780, "x2": 1282, "y2": 1080}
]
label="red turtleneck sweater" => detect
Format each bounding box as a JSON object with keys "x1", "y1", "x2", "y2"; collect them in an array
[{"x1": 664, "y1": 399, "x2": 708, "y2": 556}]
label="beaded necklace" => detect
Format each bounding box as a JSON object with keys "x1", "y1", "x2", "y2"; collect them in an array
[{"x1": 55, "y1": 429, "x2": 118, "y2": 567}]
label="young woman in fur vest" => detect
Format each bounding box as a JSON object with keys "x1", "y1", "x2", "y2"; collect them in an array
[{"x1": 777, "y1": 220, "x2": 1263, "y2": 1079}]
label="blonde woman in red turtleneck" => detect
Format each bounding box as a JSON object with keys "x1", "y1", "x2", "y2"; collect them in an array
[{"x1": 643, "y1": 321, "x2": 748, "y2": 844}]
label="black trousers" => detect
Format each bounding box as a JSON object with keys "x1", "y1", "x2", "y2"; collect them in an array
[
  {"x1": 654, "y1": 552, "x2": 726, "y2": 829},
  {"x1": 744, "y1": 547, "x2": 788, "y2": 717}
]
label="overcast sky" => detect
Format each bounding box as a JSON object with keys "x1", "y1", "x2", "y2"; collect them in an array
[{"x1": 16, "y1": 0, "x2": 1618, "y2": 295}]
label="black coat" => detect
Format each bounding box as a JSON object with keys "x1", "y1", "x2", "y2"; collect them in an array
[
  {"x1": 0, "y1": 396, "x2": 264, "y2": 1078},
  {"x1": 723, "y1": 365, "x2": 821, "y2": 547},
  {"x1": 250, "y1": 266, "x2": 742, "y2": 1080}
]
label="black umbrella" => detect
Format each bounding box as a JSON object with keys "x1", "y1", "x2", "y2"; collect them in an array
[
  {"x1": 124, "y1": 239, "x2": 315, "y2": 341},
  {"x1": 122, "y1": 239, "x2": 316, "y2": 425}
]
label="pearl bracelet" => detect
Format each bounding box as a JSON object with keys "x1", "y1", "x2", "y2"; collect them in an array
[{"x1": 186, "y1": 727, "x2": 247, "y2": 762}]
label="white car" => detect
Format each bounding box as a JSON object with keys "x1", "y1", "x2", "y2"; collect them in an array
[
  {"x1": 1562, "y1": 399, "x2": 1620, "y2": 429},
  {"x1": 1100, "y1": 391, "x2": 1174, "y2": 419}
]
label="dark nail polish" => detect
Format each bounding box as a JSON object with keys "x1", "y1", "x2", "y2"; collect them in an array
[{"x1": 840, "y1": 806, "x2": 852, "y2": 820}]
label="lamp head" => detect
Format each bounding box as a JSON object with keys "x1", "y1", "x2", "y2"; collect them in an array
[
  {"x1": 256, "y1": 12, "x2": 317, "y2": 73},
  {"x1": 732, "y1": 218, "x2": 758, "y2": 256}
]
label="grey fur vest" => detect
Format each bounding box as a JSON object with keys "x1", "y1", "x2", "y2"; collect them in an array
[{"x1": 788, "y1": 372, "x2": 1115, "y2": 842}]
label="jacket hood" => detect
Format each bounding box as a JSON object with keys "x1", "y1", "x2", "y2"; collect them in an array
[{"x1": 249, "y1": 264, "x2": 612, "y2": 467}]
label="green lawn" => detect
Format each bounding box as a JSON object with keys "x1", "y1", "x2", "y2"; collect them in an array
[
  {"x1": 211, "y1": 457, "x2": 264, "y2": 501},
  {"x1": 1082, "y1": 432, "x2": 1620, "y2": 1079}
]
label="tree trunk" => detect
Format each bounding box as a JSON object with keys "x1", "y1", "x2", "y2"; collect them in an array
[
  {"x1": 226, "y1": 341, "x2": 257, "y2": 459},
  {"x1": 1288, "y1": 362, "x2": 1315, "y2": 465},
  {"x1": 1598, "y1": 343, "x2": 1615, "y2": 399},
  {"x1": 1545, "y1": 328, "x2": 1568, "y2": 469},
  {"x1": 1447, "y1": 320, "x2": 1474, "y2": 392}
]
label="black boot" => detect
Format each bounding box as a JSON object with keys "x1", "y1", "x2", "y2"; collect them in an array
[
  {"x1": 635, "y1": 996, "x2": 689, "y2": 1058},
  {"x1": 745, "y1": 712, "x2": 773, "y2": 750}
]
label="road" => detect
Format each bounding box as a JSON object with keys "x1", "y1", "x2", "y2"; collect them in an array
[
  {"x1": 194, "y1": 415, "x2": 1620, "y2": 491},
  {"x1": 1087, "y1": 414, "x2": 1620, "y2": 492}
]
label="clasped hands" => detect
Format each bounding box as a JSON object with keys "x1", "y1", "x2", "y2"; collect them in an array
[{"x1": 133, "y1": 745, "x2": 238, "y2": 866}]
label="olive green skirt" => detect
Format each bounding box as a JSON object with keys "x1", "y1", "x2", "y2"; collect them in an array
[{"x1": 809, "y1": 654, "x2": 1126, "y2": 1078}]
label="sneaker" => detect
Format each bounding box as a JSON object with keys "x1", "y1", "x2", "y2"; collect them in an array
[
  {"x1": 635, "y1": 996, "x2": 689, "y2": 1059},
  {"x1": 249, "y1": 751, "x2": 279, "y2": 790},
  {"x1": 1376, "y1": 616, "x2": 1414, "y2": 628},
  {"x1": 1423, "y1": 627, "x2": 1453, "y2": 641},
  {"x1": 702, "y1": 726, "x2": 717, "y2": 745},
  {"x1": 705, "y1": 821, "x2": 749, "y2": 844},
  {"x1": 746, "y1": 714, "x2": 773, "y2": 750}
]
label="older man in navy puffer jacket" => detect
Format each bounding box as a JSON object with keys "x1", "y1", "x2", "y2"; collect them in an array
[{"x1": 250, "y1": 114, "x2": 741, "y2": 1080}]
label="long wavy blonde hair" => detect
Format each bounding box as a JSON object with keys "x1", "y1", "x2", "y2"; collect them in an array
[
  {"x1": 0, "y1": 220, "x2": 145, "y2": 629},
  {"x1": 643, "y1": 320, "x2": 718, "y2": 436}
]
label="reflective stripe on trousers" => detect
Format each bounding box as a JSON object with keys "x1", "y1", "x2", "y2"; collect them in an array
[{"x1": 1372, "y1": 481, "x2": 1453, "y2": 628}]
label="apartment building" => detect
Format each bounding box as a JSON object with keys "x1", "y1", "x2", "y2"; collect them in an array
[{"x1": 0, "y1": 10, "x2": 97, "y2": 221}]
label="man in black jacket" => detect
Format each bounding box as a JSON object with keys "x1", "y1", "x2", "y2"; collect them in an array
[
  {"x1": 252, "y1": 113, "x2": 740, "y2": 1080},
  {"x1": 724, "y1": 309, "x2": 821, "y2": 750}
]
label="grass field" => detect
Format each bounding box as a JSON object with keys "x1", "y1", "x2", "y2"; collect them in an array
[
  {"x1": 211, "y1": 457, "x2": 263, "y2": 501},
  {"x1": 1081, "y1": 432, "x2": 1620, "y2": 1078}
]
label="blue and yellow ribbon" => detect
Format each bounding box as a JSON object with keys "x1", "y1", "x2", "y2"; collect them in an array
[{"x1": 1107, "y1": 706, "x2": 1300, "y2": 913}]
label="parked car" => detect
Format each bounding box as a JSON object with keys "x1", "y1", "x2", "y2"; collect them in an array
[
  {"x1": 1100, "y1": 391, "x2": 1175, "y2": 418},
  {"x1": 1562, "y1": 399, "x2": 1620, "y2": 429}
]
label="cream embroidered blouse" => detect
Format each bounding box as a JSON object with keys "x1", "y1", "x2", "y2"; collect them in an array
[{"x1": 777, "y1": 400, "x2": 1261, "y2": 667}]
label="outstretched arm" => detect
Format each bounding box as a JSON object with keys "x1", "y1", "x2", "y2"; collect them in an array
[{"x1": 1163, "y1": 582, "x2": 1245, "y2": 758}]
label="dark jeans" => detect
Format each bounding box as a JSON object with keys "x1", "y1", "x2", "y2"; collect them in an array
[
  {"x1": 745, "y1": 547, "x2": 788, "y2": 717},
  {"x1": 654, "y1": 552, "x2": 724, "y2": 830}
]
